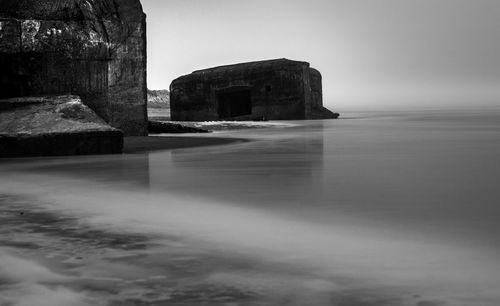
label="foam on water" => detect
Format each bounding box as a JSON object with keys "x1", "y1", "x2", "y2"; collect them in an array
[{"x1": 168, "y1": 120, "x2": 300, "y2": 131}]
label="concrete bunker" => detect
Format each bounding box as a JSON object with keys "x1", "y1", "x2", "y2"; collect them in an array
[
  {"x1": 170, "y1": 58, "x2": 338, "y2": 121},
  {"x1": 0, "y1": 0, "x2": 148, "y2": 135}
]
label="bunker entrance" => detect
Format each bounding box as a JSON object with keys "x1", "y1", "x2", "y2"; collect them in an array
[
  {"x1": 0, "y1": 54, "x2": 32, "y2": 99},
  {"x1": 217, "y1": 89, "x2": 252, "y2": 118}
]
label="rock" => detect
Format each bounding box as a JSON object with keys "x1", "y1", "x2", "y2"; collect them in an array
[
  {"x1": 311, "y1": 107, "x2": 340, "y2": 119},
  {"x1": 148, "y1": 121, "x2": 210, "y2": 134},
  {"x1": 0, "y1": 0, "x2": 148, "y2": 136},
  {"x1": 0, "y1": 96, "x2": 123, "y2": 157},
  {"x1": 170, "y1": 58, "x2": 339, "y2": 121}
]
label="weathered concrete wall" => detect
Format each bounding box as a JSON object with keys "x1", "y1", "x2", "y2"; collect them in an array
[
  {"x1": 170, "y1": 59, "x2": 337, "y2": 121},
  {"x1": 308, "y1": 67, "x2": 339, "y2": 119},
  {"x1": 105, "y1": 0, "x2": 148, "y2": 136},
  {"x1": 310, "y1": 68, "x2": 323, "y2": 110},
  {"x1": 0, "y1": 0, "x2": 147, "y2": 135}
]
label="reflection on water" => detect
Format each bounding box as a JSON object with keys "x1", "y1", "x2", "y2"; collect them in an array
[
  {"x1": 149, "y1": 122, "x2": 325, "y2": 206},
  {"x1": 1, "y1": 110, "x2": 500, "y2": 306}
]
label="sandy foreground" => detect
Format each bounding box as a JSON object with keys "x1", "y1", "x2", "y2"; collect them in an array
[
  {"x1": 0, "y1": 192, "x2": 424, "y2": 306},
  {"x1": 0, "y1": 134, "x2": 484, "y2": 306}
]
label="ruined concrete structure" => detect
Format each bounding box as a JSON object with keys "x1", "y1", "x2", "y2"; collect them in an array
[
  {"x1": 170, "y1": 59, "x2": 338, "y2": 121},
  {"x1": 0, "y1": 96, "x2": 123, "y2": 157},
  {"x1": 0, "y1": 0, "x2": 147, "y2": 135}
]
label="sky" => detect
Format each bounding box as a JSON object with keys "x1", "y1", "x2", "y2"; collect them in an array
[{"x1": 142, "y1": 0, "x2": 500, "y2": 110}]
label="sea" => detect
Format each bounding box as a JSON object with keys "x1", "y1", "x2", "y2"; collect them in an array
[{"x1": 0, "y1": 108, "x2": 499, "y2": 306}]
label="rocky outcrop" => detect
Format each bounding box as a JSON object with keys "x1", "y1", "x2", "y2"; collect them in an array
[
  {"x1": 170, "y1": 58, "x2": 339, "y2": 121},
  {"x1": 0, "y1": 0, "x2": 147, "y2": 136},
  {"x1": 312, "y1": 107, "x2": 340, "y2": 119},
  {"x1": 0, "y1": 96, "x2": 123, "y2": 157},
  {"x1": 148, "y1": 121, "x2": 210, "y2": 134}
]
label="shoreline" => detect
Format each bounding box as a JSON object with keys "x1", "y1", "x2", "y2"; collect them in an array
[{"x1": 124, "y1": 135, "x2": 248, "y2": 154}]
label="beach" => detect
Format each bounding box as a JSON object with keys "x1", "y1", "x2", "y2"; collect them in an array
[{"x1": 1, "y1": 110, "x2": 500, "y2": 306}]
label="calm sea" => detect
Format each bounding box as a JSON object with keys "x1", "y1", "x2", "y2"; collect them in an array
[{"x1": 1, "y1": 109, "x2": 499, "y2": 305}]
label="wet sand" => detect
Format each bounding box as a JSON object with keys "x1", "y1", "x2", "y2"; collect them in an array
[
  {"x1": 0, "y1": 195, "x2": 265, "y2": 306},
  {"x1": 0, "y1": 194, "x2": 410, "y2": 306}
]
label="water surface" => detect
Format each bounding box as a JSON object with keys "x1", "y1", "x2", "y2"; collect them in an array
[{"x1": 1, "y1": 109, "x2": 500, "y2": 305}]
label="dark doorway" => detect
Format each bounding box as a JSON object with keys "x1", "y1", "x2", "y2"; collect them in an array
[
  {"x1": 217, "y1": 89, "x2": 252, "y2": 118},
  {"x1": 0, "y1": 54, "x2": 32, "y2": 99}
]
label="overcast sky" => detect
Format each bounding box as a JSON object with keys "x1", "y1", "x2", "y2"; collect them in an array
[{"x1": 142, "y1": 0, "x2": 500, "y2": 110}]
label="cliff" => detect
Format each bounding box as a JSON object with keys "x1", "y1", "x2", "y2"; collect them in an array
[
  {"x1": 148, "y1": 89, "x2": 170, "y2": 108},
  {"x1": 147, "y1": 89, "x2": 170, "y2": 120}
]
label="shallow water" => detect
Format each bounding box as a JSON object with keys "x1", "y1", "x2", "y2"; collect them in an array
[{"x1": 1, "y1": 109, "x2": 500, "y2": 305}]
